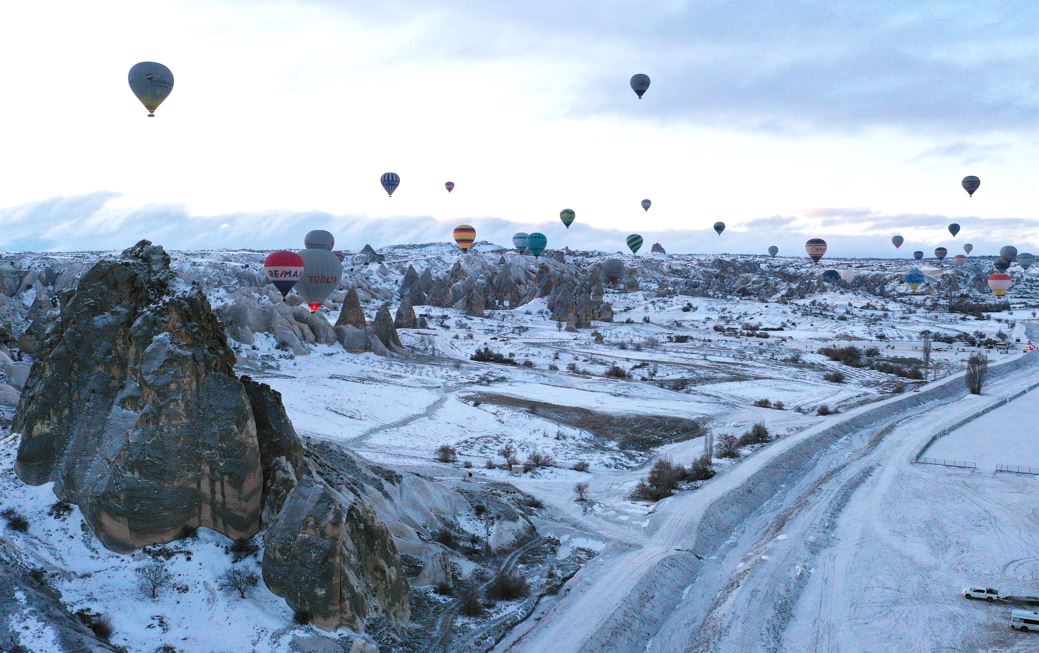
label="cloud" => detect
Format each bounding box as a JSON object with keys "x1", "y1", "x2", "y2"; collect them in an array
[
  {"x1": 2, "y1": 194, "x2": 1035, "y2": 259},
  {"x1": 910, "y1": 142, "x2": 1008, "y2": 165}
]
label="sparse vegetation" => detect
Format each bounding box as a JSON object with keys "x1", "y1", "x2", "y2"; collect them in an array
[
  {"x1": 460, "y1": 584, "x2": 484, "y2": 616},
  {"x1": 136, "y1": 561, "x2": 173, "y2": 599},
  {"x1": 486, "y1": 571, "x2": 530, "y2": 601},
  {"x1": 2, "y1": 507, "x2": 29, "y2": 532},
  {"x1": 687, "y1": 455, "x2": 716, "y2": 481},
  {"x1": 966, "y1": 352, "x2": 989, "y2": 394},
  {"x1": 435, "y1": 444, "x2": 458, "y2": 463},
  {"x1": 572, "y1": 461, "x2": 590, "y2": 472},
  {"x1": 717, "y1": 434, "x2": 740, "y2": 458},
  {"x1": 634, "y1": 458, "x2": 683, "y2": 501},
  {"x1": 816, "y1": 404, "x2": 836, "y2": 416},
  {"x1": 498, "y1": 444, "x2": 518, "y2": 467},
  {"x1": 737, "y1": 422, "x2": 770, "y2": 447},
  {"x1": 574, "y1": 482, "x2": 589, "y2": 502},
  {"x1": 219, "y1": 567, "x2": 260, "y2": 599},
  {"x1": 48, "y1": 501, "x2": 73, "y2": 520},
  {"x1": 75, "y1": 610, "x2": 113, "y2": 641},
  {"x1": 604, "y1": 364, "x2": 630, "y2": 379},
  {"x1": 294, "y1": 610, "x2": 313, "y2": 625},
  {"x1": 824, "y1": 371, "x2": 846, "y2": 383},
  {"x1": 524, "y1": 450, "x2": 554, "y2": 471},
  {"x1": 471, "y1": 345, "x2": 516, "y2": 365}
]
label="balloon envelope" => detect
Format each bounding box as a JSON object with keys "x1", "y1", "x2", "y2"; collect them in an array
[
  {"x1": 627, "y1": 234, "x2": 643, "y2": 254},
  {"x1": 954, "y1": 254, "x2": 967, "y2": 266},
  {"x1": 641, "y1": 199, "x2": 651, "y2": 212},
  {"x1": 948, "y1": 223, "x2": 960, "y2": 237},
  {"x1": 962, "y1": 175, "x2": 980, "y2": 197},
  {"x1": 527, "y1": 232, "x2": 547, "y2": 257},
  {"x1": 768, "y1": 245, "x2": 779, "y2": 258},
  {"x1": 905, "y1": 267, "x2": 925, "y2": 291},
  {"x1": 822, "y1": 269, "x2": 840, "y2": 284},
  {"x1": 713, "y1": 222, "x2": 725, "y2": 236},
  {"x1": 839, "y1": 270, "x2": 856, "y2": 284},
  {"x1": 453, "y1": 225, "x2": 476, "y2": 251},
  {"x1": 934, "y1": 247, "x2": 948, "y2": 262},
  {"x1": 913, "y1": 250, "x2": 924, "y2": 260},
  {"x1": 445, "y1": 181, "x2": 454, "y2": 193},
  {"x1": 381, "y1": 172, "x2": 400, "y2": 197},
  {"x1": 630, "y1": 73, "x2": 651, "y2": 99},
  {"x1": 304, "y1": 229, "x2": 334, "y2": 250},
  {"x1": 805, "y1": 238, "x2": 827, "y2": 264},
  {"x1": 993, "y1": 260, "x2": 1010, "y2": 273},
  {"x1": 1000, "y1": 245, "x2": 1018, "y2": 263},
  {"x1": 1018, "y1": 253, "x2": 1035, "y2": 270},
  {"x1": 559, "y1": 209, "x2": 576, "y2": 229},
  {"x1": 988, "y1": 273, "x2": 1011, "y2": 297},
  {"x1": 264, "y1": 251, "x2": 305, "y2": 298},
  {"x1": 296, "y1": 248, "x2": 342, "y2": 311},
  {"x1": 892, "y1": 235, "x2": 904, "y2": 249},
  {"x1": 512, "y1": 232, "x2": 529, "y2": 253},
  {"x1": 964, "y1": 243, "x2": 974, "y2": 254},
  {"x1": 128, "y1": 62, "x2": 174, "y2": 117},
  {"x1": 603, "y1": 258, "x2": 624, "y2": 284}
]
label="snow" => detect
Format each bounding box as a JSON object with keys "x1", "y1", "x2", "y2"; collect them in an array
[{"x1": 925, "y1": 385, "x2": 1039, "y2": 471}]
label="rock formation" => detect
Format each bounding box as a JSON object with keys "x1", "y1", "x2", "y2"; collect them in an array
[
  {"x1": 651, "y1": 242, "x2": 666, "y2": 254},
  {"x1": 336, "y1": 287, "x2": 368, "y2": 329},
  {"x1": 394, "y1": 297, "x2": 417, "y2": 329}
]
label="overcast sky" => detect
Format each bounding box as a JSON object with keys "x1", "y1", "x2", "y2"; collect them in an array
[{"x1": 0, "y1": 0, "x2": 1036, "y2": 257}]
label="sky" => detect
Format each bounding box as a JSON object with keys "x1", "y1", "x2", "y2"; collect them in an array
[{"x1": 0, "y1": 0, "x2": 1036, "y2": 257}]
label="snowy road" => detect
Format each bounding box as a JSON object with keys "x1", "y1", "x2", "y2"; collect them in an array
[{"x1": 499, "y1": 353, "x2": 1039, "y2": 652}]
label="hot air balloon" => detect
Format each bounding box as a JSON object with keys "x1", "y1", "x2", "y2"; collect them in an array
[
  {"x1": 892, "y1": 235, "x2": 904, "y2": 249},
  {"x1": 304, "y1": 229, "x2": 334, "y2": 250},
  {"x1": 297, "y1": 248, "x2": 343, "y2": 311},
  {"x1": 604, "y1": 258, "x2": 624, "y2": 284},
  {"x1": 805, "y1": 238, "x2": 827, "y2": 264},
  {"x1": 263, "y1": 251, "x2": 305, "y2": 298},
  {"x1": 713, "y1": 222, "x2": 725, "y2": 236},
  {"x1": 381, "y1": 172, "x2": 400, "y2": 197},
  {"x1": 630, "y1": 74, "x2": 651, "y2": 99},
  {"x1": 993, "y1": 259, "x2": 1010, "y2": 273},
  {"x1": 988, "y1": 273, "x2": 1011, "y2": 297},
  {"x1": 513, "y1": 232, "x2": 529, "y2": 253},
  {"x1": 840, "y1": 270, "x2": 856, "y2": 285},
  {"x1": 954, "y1": 254, "x2": 967, "y2": 266},
  {"x1": 822, "y1": 269, "x2": 840, "y2": 285},
  {"x1": 962, "y1": 176, "x2": 980, "y2": 197},
  {"x1": 560, "y1": 209, "x2": 576, "y2": 229},
  {"x1": 913, "y1": 250, "x2": 924, "y2": 260},
  {"x1": 445, "y1": 181, "x2": 455, "y2": 193},
  {"x1": 905, "y1": 267, "x2": 925, "y2": 291},
  {"x1": 128, "y1": 62, "x2": 174, "y2": 117},
  {"x1": 641, "y1": 199, "x2": 651, "y2": 212},
  {"x1": 527, "y1": 232, "x2": 547, "y2": 257},
  {"x1": 948, "y1": 223, "x2": 960, "y2": 237},
  {"x1": 627, "y1": 234, "x2": 643, "y2": 254},
  {"x1": 453, "y1": 225, "x2": 476, "y2": 251},
  {"x1": 1018, "y1": 253, "x2": 1035, "y2": 271},
  {"x1": 768, "y1": 245, "x2": 779, "y2": 258},
  {"x1": 934, "y1": 247, "x2": 948, "y2": 263},
  {"x1": 1000, "y1": 246, "x2": 1018, "y2": 263},
  {"x1": 964, "y1": 243, "x2": 974, "y2": 254}
]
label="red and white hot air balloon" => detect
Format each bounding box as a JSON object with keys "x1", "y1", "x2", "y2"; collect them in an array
[
  {"x1": 263, "y1": 251, "x2": 305, "y2": 298},
  {"x1": 988, "y1": 273, "x2": 1012, "y2": 298}
]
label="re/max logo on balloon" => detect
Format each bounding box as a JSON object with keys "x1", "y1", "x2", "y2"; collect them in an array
[{"x1": 267, "y1": 269, "x2": 303, "y2": 279}]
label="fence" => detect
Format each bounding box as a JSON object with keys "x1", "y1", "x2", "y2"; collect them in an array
[
  {"x1": 996, "y1": 464, "x2": 1039, "y2": 475},
  {"x1": 917, "y1": 457, "x2": 976, "y2": 469}
]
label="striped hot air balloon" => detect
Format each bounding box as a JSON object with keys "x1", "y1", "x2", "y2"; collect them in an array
[
  {"x1": 263, "y1": 251, "x2": 305, "y2": 298},
  {"x1": 892, "y1": 235, "x2": 904, "y2": 249},
  {"x1": 527, "y1": 232, "x2": 547, "y2": 257},
  {"x1": 962, "y1": 176, "x2": 980, "y2": 197},
  {"x1": 988, "y1": 273, "x2": 1011, "y2": 297},
  {"x1": 513, "y1": 232, "x2": 529, "y2": 253},
  {"x1": 954, "y1": 254, "x2": 967, "y2": 266},
  {"x1": 934, "y1": 247, "x2": 948, "y2": 263},
  {"x1": 627, "y1": 234, "x2": 643, "y2": 254},
  {"x1": 381, "y1": 172, "x2": 400, "y2": 197},
  {"x1": 453, "y1": 225, "x2": 476, "y2": 251},
  {"x1": 805, "y1": 238, "x2": 827, "y2": 264}
]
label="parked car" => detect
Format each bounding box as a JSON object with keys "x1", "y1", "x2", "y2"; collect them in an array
[
  {"x1": 963, "y1": 586, "x2": 1000, "y2": 601},
  {"x1": 1011, "y1": 609, "x2": 1039, "y2": 631}
]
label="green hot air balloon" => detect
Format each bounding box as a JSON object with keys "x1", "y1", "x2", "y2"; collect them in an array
[
  {"x1": 630, "y1": 74, "x2": 651, "y2": 99},
  {"x1": 559, "y1": 209, "x2": 576, "y2": 229},
  {"x1": 768, "y1": 245, "x2": 779, "y2": 258},
  {"x1": 527, "y1": 232, "x2": 547, "y2": 257},
  {"x1": 128, "y1": 62, "x2": 174, "y2": 117},
  {"x1": 626, "y1": 234, "x2": 643, "y2": 254},
  {"x1": 964, "y1": 243, "x2": 974, "y2": 254}
]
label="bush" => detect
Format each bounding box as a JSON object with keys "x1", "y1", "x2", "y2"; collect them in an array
[
  {"x1": 818, "y1": 346, "x2": 863, "y2": 367},
  {"x1": 227, "y1": 537, "x2": 259, "y2": 563},
  {"x1": 435, "y1": 581, "x2": 453, "y2": 596},
  {"x1": 484, "y1": 459, "x2": 496, "y2": 469},
  {"x1": 486, "y1": 571, "x2": 530, "y2": 601},
  {"x1": 136, "y1": 561, "x2": 172, "y2": 599},
  {"x1": 219, "y1": 567, "x2": 260, "y2": 599},
  {"x1": 717, "y1": 434, "x2": 740, "y2": 458},
  {"x1": 687, "y1": 455, "x2": 716, "y2": 481},
  {"x1": 48, "y1": 501, "x2": 73, "y2": 520},
  {"x1": 294, "y1": 610, "x2": 313, "y2": 625},
  {"x1": 773, "y1": 401, "x2": 785, "y2": 410},
  {"x1": 816, "y1": 404, "x2": 836, "y2": 416},
  {"x1": 498, "y1": 445, "x2": 518, "y2": 466},
  {"x1": 525, "y1": 450, "x2": 554, "y2": 469},
  {"x1": 471, "y1": 346, "x2": 516, "y2": 365},
  {"x1": 524, "y1": 495, "x2": 544, "y2": 509},
  {"x1": 753, "y1": 398, "x2": 772, "y2": 408},
  {"x1": 572, "y1": 461, "x2": 590, "y2": 472},
  {"x1": 737, "y1": 422, "x2": 770, "y2": 447},
  {"x1": 823, "y1": 371, "x2": 846, "y2": 383},
  {"x1": 435, "y1": 444, "x2": 458, "y2": 463},
  {"x1": 433, "y1": 528, "x2": 456, "y2": 548},
  {"x1": 634, "y1": 458, "x2": 683, "y2": 501},
  {"x1": 966, "y1": 352, "x2": 989, "y2": 394},
  {"x1": 574, "y1": 482, "x2": 589, "y2": 502},
  {"x1": 604, "y1": 364, "x2": 629, "y2": 379},
  {"x1": 460, "y1": 584, "x2": 484, "y2": 616},
  {"x1": 2, "y1": 508, "x2": 28, "y2": 532}
]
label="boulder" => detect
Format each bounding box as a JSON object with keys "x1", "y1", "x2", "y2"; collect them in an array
[
  {"x1": 371, "y1": 305, "x2": 403, "y2": 353},
  {"x1": 394, "y1": 298, "x2": 417, "y2": 329},
  {"x1": 336, "y1": 288, "x2": 367, "y2": 329}
]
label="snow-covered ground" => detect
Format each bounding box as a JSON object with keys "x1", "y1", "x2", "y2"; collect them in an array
[{"x1": 925, "y1": 387, "x2": 1039, "y2": 471}]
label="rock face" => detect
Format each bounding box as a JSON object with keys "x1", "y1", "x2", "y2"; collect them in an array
[
  {"x1": 651, "y1": 242, "x2": 666, "y2": 254},
  {"x1": 336, "y1": 288, "x2": 367, "y2": 329},
  {"x1": 14, "y1": 241, "x2": 263, "y2": 552},
  {"x1": 371, "y1": 305, "x2": 404, "y2": 353},
  {"x1": 394, "y1": 297, "x2": 417, "y2": 329},
  {"x1": 11, "y1": 241, "x2": 412, "y2": 632}
]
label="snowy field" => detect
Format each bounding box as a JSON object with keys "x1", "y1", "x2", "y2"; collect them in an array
[{"x1": 926, "y1": 386, "x2": 1039, "y2": 471}]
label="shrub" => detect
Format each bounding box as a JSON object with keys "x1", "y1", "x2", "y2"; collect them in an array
[
  {"x1": 634, "y1": 458, "x2": 683, "y2": 501},
  {"x1": 737, "y1": 422, "x2": 770, "y2": 447},
  {"x1": 966, "y1": 352, "x2": 989, "y2": 394},
  {"x1": 823, "y1": 371, "x2": 846, "y2": 383},
  {"x1": 687, "y1": 455, "x2": 716, "y2": 481},
  {"x1": 526, "y1": 450, "x2": 554, "y2": 469},
  {"x1": 498, "y1": 445, "x2": 518, "y2": 466},
  {"x1": 486, "y1": 571, "x2": 530, "y2": 601},
  {"x1": 816, "y1": 404, "x2": 835, "y2": 416},
  {"x1": 433, "y1": 528, "x2": 456, "y2": 548},
  {"x1": 219, "y1": 567, "x2": 260, "y2": 599},
  {"x1": 716, "y1": 434, "x2": 740, "y2": 458},
  {"x1": 471, "y1": 346, "x2": 516, "y2": 365},
  {"x1": 524, "y1": 495, "x2": 544, "y2": 509},
  {"x1": 48, "y1": 501, "x2": 73, "y2": 520},
  {"x1": 484, "y1": 459, "x2": 496, "y2": 469},
  {"x1": 574, "y1": 482, "x2": 589, "y2": 502},
  {"x1": 227, "y1": 537, "x2": 259, "y2": 563},
  {"x1": 521, "y1": 360, "x2": 534, "y2": 368},
  {"x1": 818, "y1": 346, "x2": 863, "y2": 367},
  {"x1": 294, "y1": 610, "x2": 313, "y2": 625},
  {"x1": 2, "y1": 508, "x2": 28, "y2": 532},
  {"x1": 604, "y1": 364, "x2": 629, "y2": 379},
  {"x1": 773, "y1": 401, "x2": 785, "y2": 410},
  {"x1": 753, "y1": 398, "x2": 772, "y2": 408},
  {"x1": 892, "y1": 383, "x2": 906, "y2": 394},
  {"x1": 136, "y1": 561, "x2": 172, "y2": 599},
  {"x1": 572, "y1": 461, "x2": 590, "y2": 472},
  {"x1": 435, "y1": 444, "x2": 458, "y2": 463},
  {"x1": 460, "y1": 584, "x2": 484, "y2": 616},
  {"x1": 75, "y1": 610, "x2": 113, "y2": 641},
  {"x1": 435, "y1": 581, "x2": 453, "y2": 596}
]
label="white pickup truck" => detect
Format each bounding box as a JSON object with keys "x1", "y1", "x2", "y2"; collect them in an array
[{"x1": 963, "y1": 586, "x2": 1000, "y2": 601}]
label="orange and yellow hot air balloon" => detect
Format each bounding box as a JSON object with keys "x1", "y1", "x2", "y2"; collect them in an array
[{"x1": 453, "y1": 224, "x2": 476, "y2": 251}]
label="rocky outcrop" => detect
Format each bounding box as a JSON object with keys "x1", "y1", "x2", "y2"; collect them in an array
[
  {"x1": 356, "y1": 244, "x2": 385, "y2": 265},
  {"x1": 336, "y1": 288, "x2": 367, "y2": 329},
  {"x1": 216, "y1": 289, "x2": 337, "y2": 355},
  {"x1": 651, "y1": 242, "x2": 666, "y2": 254},
  {"x1": 371, "y1": 305, "x2": 404, "y2": 353},
  {"x1": 394, "y1": 298, "x2": 417, "y2": 329}
]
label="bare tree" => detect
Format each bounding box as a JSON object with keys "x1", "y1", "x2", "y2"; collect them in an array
[
  {"x1": 574, "y1": 482, "x2": 589, "y2": 503},
  {"x1": 136, "y1": 561, "x2": 172, "y2": 600},
  {"x1": 921, "y1": 331, "x2": 933, "y2": 380},
  {"x1": 498, "y1": 444, "x2": 518, "y2": 467},
  {"x1": 965, "y1": 352, "x2": 989, "y2": 395},
  {"x1": 219, "y1": 567, "x2": 260, "y2": 599}
]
